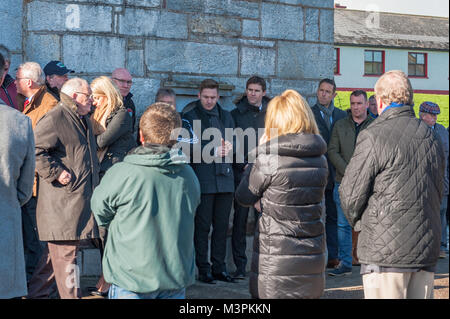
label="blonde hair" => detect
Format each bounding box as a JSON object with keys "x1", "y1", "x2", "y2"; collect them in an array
[
  {"x1": 265, "y1": 89, "x2": 319, "y2": 140},
  {"x1": 91, "y1": 76, "x2": 124, "y2": 135},
  {"x1": 374, "y1": 70, "x2": 414, "y2": 106}
]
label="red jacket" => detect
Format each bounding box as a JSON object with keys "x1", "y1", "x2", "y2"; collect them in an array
[{"x1": 0, "y1": 74, "x2": 19, "y2": 111}]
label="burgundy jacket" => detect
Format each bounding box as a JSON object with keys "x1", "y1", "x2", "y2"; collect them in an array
[{"x1": 0, "y1": 74, "x2": 19, "y2": 111}]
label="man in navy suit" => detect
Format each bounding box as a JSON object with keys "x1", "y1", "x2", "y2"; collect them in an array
[{"x1": 311, "y1": 78, "x2": 346, "y2": 269}]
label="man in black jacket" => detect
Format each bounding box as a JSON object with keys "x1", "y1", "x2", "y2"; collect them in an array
[
  {"x1": 339, "y1": 70, "x2": 444, "y2": 299},
  {"x1": 311, "y1": 78, "x2": 346, "y2": 269},
  {"x1": 43, "y1": 60, "x2": 75, "y2": 101},
  {"x1": 181, "y1": 79, "x2": 236, "y2": 284},
  {"x1": 230, "y1": 76, "x2": 270, "y2": 279},
  {"x1": 112, "y1": 68, "x2": 136, "y2": 135}
]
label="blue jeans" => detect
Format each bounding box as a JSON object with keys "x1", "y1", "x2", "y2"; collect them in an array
[
  {"x1": 440, "y1": 196, "x2": 448, "y2": 251},
  {"x1": 108, "y1": 285, "x2": 186, "y2": 299},
  {"x1": 325, "y1": 189, "x2": 338, "y2": 260},
  {"x1": 333, "y1": 183, "x2": 352, "y2": 269}
]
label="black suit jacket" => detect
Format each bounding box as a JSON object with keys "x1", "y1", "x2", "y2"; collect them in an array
[{"x1": 311, "y1": 103, "x2": 347, "y2": 189}]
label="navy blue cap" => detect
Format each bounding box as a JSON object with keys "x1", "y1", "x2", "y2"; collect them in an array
[{"x1": 43, "y1": 61, "x2": 75, "y2": 76}]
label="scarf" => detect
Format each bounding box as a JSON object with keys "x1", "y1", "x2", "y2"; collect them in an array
[
  {"x1": 317, "y1": 101, "x2": 335, "y2": 130},
  {"x1": 382, "y1": 102, "x2": 404, "y2": 114}
]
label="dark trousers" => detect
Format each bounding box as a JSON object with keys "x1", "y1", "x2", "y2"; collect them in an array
[
  {"x1": 194, "y1": 193, "x2": 233, "y2": 275},
  {"x1": 231, "y1": 202, "x2": 249, "y2": 272},
  {"x1": 21, "y1": 197, "x2": 44, "y2": 283},
  {"x1": 325, "y1": 189, "x2": 339, "y2": 261}
]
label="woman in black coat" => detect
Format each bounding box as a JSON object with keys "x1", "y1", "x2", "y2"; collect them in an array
[
  {"x1": 91, "y1": 76, "x2": 136, "y2": 177},
  {"x1": 235, "y1": 89, "x2": 328, "y2": 299},
  {"x1": 89, "y1": 76, "x2": 136, "y2": 296}
]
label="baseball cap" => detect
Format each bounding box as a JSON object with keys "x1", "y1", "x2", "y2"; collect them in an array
[
  {"x1": 419, "y1": 101, "x2": 440, "y2": 115},
  {"x1": 43, "y1": 61, "x2": 75, "y2": 76}
]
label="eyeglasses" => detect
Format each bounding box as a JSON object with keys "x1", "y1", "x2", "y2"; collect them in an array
[
  {"x1": 76, "y1": 92, "x2": 94, "y2": 100},
  {"x1": 112, "y1": 77, "x2": 133, "y2": 86},
  {"x1": 15, "y1": 77, "x2": 30, "y2": 81}
]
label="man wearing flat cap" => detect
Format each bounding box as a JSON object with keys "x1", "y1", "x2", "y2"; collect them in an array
[
  {"x1": 419, "y1": 101, "x2": 449, "y2": 259},
  {"x1": 43, "y1": 60, "x2": 75, "y2": 101}
]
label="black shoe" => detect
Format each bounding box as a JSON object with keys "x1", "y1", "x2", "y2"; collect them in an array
[
  {"x1": 212, "y1": 272, "x2": 236, "y2": 283},
  {"x1": 198, "y1": 273, "x2": 216, "y2": 284},
  {"x1": 232, "y1": 270, "x2": 246, "y2": 280},
  {"x1": 90, "y1": 290, "x2": 108, "y2": 297}
]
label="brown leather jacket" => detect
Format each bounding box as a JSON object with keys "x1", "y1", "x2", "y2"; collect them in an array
[
  {"x1": 21, "y1": 86, "x2": 58, "y2": 195},
  {"x1": 22, "y1": 86, "x2": 58, "y2": 129}
]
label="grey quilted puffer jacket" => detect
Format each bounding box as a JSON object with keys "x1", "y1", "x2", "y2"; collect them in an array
[
  {"x1": 339, "y1": 105, "x2": 445, "y2": 268},
  {"x1": 235, "y1": 133, "x2": 328, "y2": 299}
]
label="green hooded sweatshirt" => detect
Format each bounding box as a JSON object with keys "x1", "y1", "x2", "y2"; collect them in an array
[{"x1": 91, "y1": 145, "x2": 201, "y2": 293}]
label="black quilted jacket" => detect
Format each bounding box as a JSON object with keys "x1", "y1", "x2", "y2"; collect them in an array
[
  {"x1": 235, "y1": 133, "x2": 328, "y2": 299},
  {"x1": 339, "y1": 105, "x2": 445, "y2": 268}
]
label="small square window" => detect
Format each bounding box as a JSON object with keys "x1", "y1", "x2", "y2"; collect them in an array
[
  {"x1": 408, "y1": 52, "x2": 427, "y2": 77},
  {"x1": 364, "y1": 50, "x2": 385, "y2": 75}
]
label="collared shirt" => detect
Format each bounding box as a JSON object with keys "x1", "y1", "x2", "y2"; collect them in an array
[{"x1": 24, "y1": 93, "x2": 36, "y2": 108}]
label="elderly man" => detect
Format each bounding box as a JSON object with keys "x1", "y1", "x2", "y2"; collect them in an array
[
  {"x1": 43, "y1": 60, "x2": 74, "y2": 101},
  {"x1": 419, "y1": 101, "x2": 449, "y2": 259},
  {"x1": 0, "y1": 45, "x2": 19, "y2": 110},
  {"x1": 27, "y1": 78, "x2": 100, "y2": 299},
  {"x1": 15, "y1": 61, "x2": 59, "y2": 284},
  {"x1": 328, "y1": 90, "x2": 373, "y2": 276},
  {"x1": 339, "y1": 70, "x2": 444, "y2": 299},
  {"x1": 16, "y1": 62, "x2": 59, "y2": 128},
  {"x1": 111, "y1": 68, "x2": 136, "y2": 134},
  {"x1": 0, "y1": 53, "x2": 35, "y2": 299}
]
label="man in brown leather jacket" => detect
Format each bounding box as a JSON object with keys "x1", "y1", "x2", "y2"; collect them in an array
[{"x1": 15, "y1": 62, "x2": 58, "y2": 285}]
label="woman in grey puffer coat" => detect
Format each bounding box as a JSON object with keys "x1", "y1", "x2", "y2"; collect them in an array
[{"x1": 235, "y1": 90, "x2": 328, "y2": 299}]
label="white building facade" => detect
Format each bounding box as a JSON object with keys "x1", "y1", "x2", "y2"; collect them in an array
[{"x1": 334, "y1": 9, "x2": 449, "y2": 94}]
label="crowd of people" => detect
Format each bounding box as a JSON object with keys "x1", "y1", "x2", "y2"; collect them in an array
[{"x1": 0, "y1": 42, "x2": 448, "y2": 300}]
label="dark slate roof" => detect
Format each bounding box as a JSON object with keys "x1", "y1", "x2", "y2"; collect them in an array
[{"x1": 334, "y1": 9, "x2": 449, "y2": 51}]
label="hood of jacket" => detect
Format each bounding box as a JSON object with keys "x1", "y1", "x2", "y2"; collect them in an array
[{"x1": 124, "y1": 144, "x2": 188, "y2": 173}]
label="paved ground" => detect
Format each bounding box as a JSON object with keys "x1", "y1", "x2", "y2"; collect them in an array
[{"x1": 82, "y1": 254, "x2": 449, "y2": 299}]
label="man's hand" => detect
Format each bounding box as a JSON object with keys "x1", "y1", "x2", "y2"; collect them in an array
[
  {"x1": 57, "y1": 170, "x2": 72, "y2": 185},
  {"x1": 254, "y1": 200, "x2": 261, "y2": 213},
  {"x1": 216, "y1": 138, "x2": 233, "y2": 157}
]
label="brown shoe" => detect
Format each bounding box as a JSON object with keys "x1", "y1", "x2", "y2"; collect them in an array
[{"x1": 327, "y1": 259, "x2": 340, "y2": 269}]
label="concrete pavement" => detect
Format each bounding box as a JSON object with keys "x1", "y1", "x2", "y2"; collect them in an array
[{"x1": 82, "y1": 254, "x2": 449, "y2": 299}]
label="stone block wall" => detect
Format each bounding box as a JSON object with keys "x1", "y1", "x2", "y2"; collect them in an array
[
  {"x1": 1, "y1": 0, "x2": 335, "y2": 276},
  {"x1": 1, "y1": 0, "x2": 334, "y2": 114}
]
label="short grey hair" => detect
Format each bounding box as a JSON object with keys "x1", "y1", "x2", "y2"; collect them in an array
[
  {"x1": 17, "y1": 62, "x2": 45, "y2": 86},
  {"x1": 155, "y1": 87, "x2": 176, "y2": 102},
  {"x1": 61, "y1": 77, "x2": 89, "y2": 96},
  {"x1": 0, "y1": 45, "x2": 11, "y2": 62}
]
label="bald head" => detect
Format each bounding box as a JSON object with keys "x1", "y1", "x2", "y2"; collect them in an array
[{"x1": 111, "y1": 68, "x2": 132, "y2": 97}]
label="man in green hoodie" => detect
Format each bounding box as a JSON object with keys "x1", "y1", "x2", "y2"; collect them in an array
[{"x1": 91, "y1": 102, "x2": 201, "y2": 299}]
